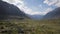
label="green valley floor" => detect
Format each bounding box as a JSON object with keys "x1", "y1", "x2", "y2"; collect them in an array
[{"x1": 0, "y1": 19, "x2": 60, "y2": 34}]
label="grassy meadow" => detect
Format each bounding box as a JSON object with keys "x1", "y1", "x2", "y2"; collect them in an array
[{"x1": 0, "y1": 19, "x2": 60, "y2": 34}]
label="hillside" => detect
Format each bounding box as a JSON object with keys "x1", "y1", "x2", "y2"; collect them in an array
[
  {"x1": 43, "y1": 7, "x2": 60, "y2": 19},
  {"x1": 0, "y1": 0, "x2": 27, "y2": 20}
]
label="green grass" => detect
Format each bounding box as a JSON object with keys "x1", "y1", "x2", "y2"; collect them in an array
[{"x1": 0, "y1": 19, "x2": 60, "y2": 34}]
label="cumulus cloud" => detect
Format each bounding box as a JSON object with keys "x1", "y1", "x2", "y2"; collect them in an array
[{"x1": 44, "y1": 0, "x2": 60, "y2": 7}]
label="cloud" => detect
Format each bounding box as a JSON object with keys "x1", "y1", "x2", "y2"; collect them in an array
[
  {"x1": 44, "y1": 8, "x2": 53, "y2": 14},
  {"x1": 2, "y1": 0, "x2": 53, "y2": 15},
  {"x1": 2, "y1": 0, "x2": 23, "y2": 5},
  {"x1": 44, "y1": 0, "x2": 57, "y2": 6},
  {"x1": 24, "y1": 7, "x2": 53, "y2": 15},
  {"x1": 55, "y1": 0, "x2": 60, "y2": 7},
  {"x1": 2, "y1": 0, "x2": 45, "y2": 15},
  {"x1": 44, "y1": 0, "x2": 60, "y2": 7}
]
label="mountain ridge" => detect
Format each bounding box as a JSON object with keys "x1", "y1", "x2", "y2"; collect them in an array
[
  {"x1": 0, "y1": 0, "x2": 28, "y2": 20},
  {"x1": 43, "y1": 7, "x2": 60, "y2": 19}
]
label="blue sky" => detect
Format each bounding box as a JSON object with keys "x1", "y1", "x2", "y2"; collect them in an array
[
  {"x1": 2, "y1": 0, "x2": 60, "y2": 15},
  {"x1": 24, "y1": 0, "x2": 56, "y2": 11}
]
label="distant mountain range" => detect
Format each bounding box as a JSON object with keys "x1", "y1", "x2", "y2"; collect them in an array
[
  {"x1": 0, "y1": 0, "x2": 28, "y2": 20},
  {"x1": 28, "y1": 15, "x2": 43, "y2": 20},
  {"x1": 0, "y1": 0, "x2": 60, "y2": 20},
  {"x1": 43, "y1": 7, "x2": 60, "y2": 19},
  {"x1": 29, "y1": 7, "x2": 60, "y2": 20}
]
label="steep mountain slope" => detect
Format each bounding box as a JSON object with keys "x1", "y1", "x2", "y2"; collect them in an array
[
  {"x1": 0, "y1": 0, "x2": 27, "y2": 20},
  {"x1": 43, "y1": 7, "x2": 60, "y2": 19}
]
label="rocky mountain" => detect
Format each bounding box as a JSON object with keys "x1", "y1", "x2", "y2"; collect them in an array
[
  {"x1": 0, "y1": 0, "x2": 27, "y2": 20},
  {"x1": 43, "y1": 7, "x2": 60, "y2": 19}
]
